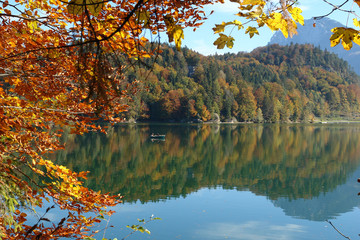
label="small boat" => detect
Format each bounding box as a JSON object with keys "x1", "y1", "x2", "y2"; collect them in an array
[{"x1": 150, "y1": 133, "x2": 166, "y2": 140}]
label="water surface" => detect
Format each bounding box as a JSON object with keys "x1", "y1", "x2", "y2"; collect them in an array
[{"x1": 53, "y1": 124, "x2": 360, "y2": 239}]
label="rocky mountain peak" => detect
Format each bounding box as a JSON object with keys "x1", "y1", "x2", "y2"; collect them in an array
[{"x1": 269, "y1": 17, "x2": 360, "y2": 75}]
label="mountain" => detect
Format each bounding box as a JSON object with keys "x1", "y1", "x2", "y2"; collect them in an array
[{"x1": 269, "y1": 17, "x2": 360, "y2": 75}]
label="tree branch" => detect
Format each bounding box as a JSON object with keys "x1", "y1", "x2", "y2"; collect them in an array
[
  {"x1": 0, "y1": 105, "x2": 90, "y2": 115},
  {"x1": 0, "y1": 0, "x2": 146, "y2": 61},
  {"x1": 326, "y1": 220, "x2": 352, "y2": 240},
  {"x1": 313, "y1": 0, "x2": 357, "y2": 20}
]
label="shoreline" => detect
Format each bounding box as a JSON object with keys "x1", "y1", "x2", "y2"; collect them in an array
[{"x1": 119, "y1": 119, "x2": 360, "y2": 125}]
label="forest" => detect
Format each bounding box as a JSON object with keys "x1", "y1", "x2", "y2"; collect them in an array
[{"x1": 123, "y1": 43, "x2": 360, "y2": 123}]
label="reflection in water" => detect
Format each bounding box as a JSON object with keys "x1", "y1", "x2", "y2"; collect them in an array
[
  {"x1": 52, "y1": 124, "x2": 360, "y2": 221},
  {"x1": 195, "y1": 221, "x2": 305, "y2": 239},
  {"x1": 274, "y1": 166, "x2": 360, "y2": 221}
]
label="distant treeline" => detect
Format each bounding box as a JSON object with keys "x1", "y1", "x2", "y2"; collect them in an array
[{"x1": 123, "y1": 43, "x2": 360, "y2": 122}]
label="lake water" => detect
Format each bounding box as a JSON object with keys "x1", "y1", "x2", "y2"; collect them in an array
[{"x1": 52, "y1": 124, "x2": 360, "y2": 239}]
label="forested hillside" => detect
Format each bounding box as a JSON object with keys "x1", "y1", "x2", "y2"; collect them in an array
[{"x1": 123, "y1": 43, "x2": 360, "y2": 122}]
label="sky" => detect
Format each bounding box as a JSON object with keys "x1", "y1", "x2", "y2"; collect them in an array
[{"x1": 177, "y1": 0, "x2": 359, "y2": 55}]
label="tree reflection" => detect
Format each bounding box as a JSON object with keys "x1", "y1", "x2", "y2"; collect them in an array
[{"x1": 51, "y1": 124, "x2": 360, "y2": 207}]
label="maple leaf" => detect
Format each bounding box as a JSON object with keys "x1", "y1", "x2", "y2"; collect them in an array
[
  {"x1": 245, "y1": 26, "x2": 259, "y2": 38},
  {"x1": 330, "y1": 27, "x2": 360, "y2": 50},
  {"x1": 213, "y1": 33, "x2": 235, "y2": 49},
  {"x1": 164, "y1": 15, "x2": 185, "y2": 51}
]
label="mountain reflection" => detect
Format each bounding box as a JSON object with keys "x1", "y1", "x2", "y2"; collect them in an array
[
  {"x1": 53, "y1": 124, "x2": 360, "y2": 219},
  {"x1": 273, "y1": 165, "x2": 360, "y2": 221}
]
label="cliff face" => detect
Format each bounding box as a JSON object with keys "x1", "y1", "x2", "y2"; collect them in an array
[{"x1": 269, "y1": 17, "x2": 360, "y2": 75}]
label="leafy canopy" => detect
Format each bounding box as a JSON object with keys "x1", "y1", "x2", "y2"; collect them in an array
[{"x1": 0, "y1": 0, "x2": 220, "y2": 238}]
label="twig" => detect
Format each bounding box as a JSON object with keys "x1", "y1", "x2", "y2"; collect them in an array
[
  {"x1": 121, "y1": 215, "x2": 159, "y2": 240},
  {"x1": 102, "y1": 215, "x2": 111, "y2": 240},
  {"x1": 23, "y1": 205, "x2": 56, "y2": 239},
  {"x1": 313, "y1": 0, "x2": 359, "y2": 21},
  {"x1": 326, "y1": 220, "x2": 352, "y2": 240}
]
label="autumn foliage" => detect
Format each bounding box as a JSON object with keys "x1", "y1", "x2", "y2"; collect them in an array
[
  {"x1": 0, "y1": 0, "x2": 221, "y2": 238},
  {"x1": 214, "y1": 0, "x2": 360, "y2": 51},
  {"x1": 1, "y1": 0, "x2": 360, "y2": 238}
]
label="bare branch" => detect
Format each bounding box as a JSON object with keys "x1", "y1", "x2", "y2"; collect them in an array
[
  {"x1": 326, "y1": 220, "x2": 352, "y2": 240},
  {"x1": 313, "y1": 0, "x2": 359, "y2": 21}
]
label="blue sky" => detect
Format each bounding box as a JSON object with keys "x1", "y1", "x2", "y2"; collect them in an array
[{"x1": 178, "y1": 0, "x2": 359, "y2": 55}]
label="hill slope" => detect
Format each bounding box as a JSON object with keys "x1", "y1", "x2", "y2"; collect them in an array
[{"x1": 123, "y1": 44, "x2": 360, "y2": 122}]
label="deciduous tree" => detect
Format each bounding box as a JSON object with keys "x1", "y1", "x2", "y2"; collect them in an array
[
  {"x1": 0, "y1": 0, "x2": 222, "y2": 238},
  {"x1": 2, "y1": 0, "x2": 359, "y2": 238}
]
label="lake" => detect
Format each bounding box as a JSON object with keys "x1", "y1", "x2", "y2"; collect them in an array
[{"x1": 51, "y1": 123, "x2": 360, "y2": 240}]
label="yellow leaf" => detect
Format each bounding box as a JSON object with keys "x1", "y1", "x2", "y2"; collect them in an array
[
  {"x1": 239, "y1": 5, "x2": 254, "y2": 11},
  {"x1": 213, "y1": 22, "x2": 226, "y2": 34},
  {"x1": 245, "y1": 26, "x2": 259, "y2": 38},
  {"x1": 354, "y1": 18, "x2": 360, "y2": 28},
  {"x1": 164, "y1": 15, "x2": 184, "y2": 51},
  {"x1": 60, "y1": 21, "x2": 67, "y2": 29},
  {"x1": 330, "y1": 27, "x2": 360, "y2": 50},
  {"x1": 67, "y1": 0, "x2": 104, "y2": 16},
  {"x1": 27, "y1": 21, "x2": 39, "y2": 33},
  {"x1": 342, "y1": 39, "x2": 352, "y2": 50},
  {"x1": 242, "y1": 0, "x2": 264, "y2": 5},
  {"x1": 136, "y1": 10, "x2": 150, "y2": 26},
  {"x1": 353, "y1": 34, "x2": 360, "y2": 46},
  {"x1": 249, "y1": 6, "x2": 263, "y2": 18},
  {"x1": 173, "y1": 26, "x2": 184, "y2": 51},
  {"x1": 213, "y1": 21, "x2": 243, "y2": 34},
  {"x1": 213, "y1": 34, "x2": 234, "y2": 49},
  {"x1": 67, "y1": 0, "x2": 83, "y2": 15},
  {"x1": 9, "y1": 41, "x2": 16, "y2": 48},
  {"x1": 266, "y1": 12, "x2": 288, "y2": 37},
  {"x1": 87, "y1": 0, "x2": 104, "y2": 16},
  {"x1": 288, "y1": 6, "x2": 304, "y2": 25},
  {"x1": 233, "y1": 20, "x2": 243, "y2": 30},
  {"x1": 330, "y1": 28, "x2": 342, "y2": 47}
]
